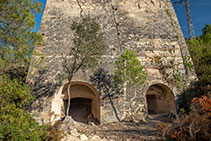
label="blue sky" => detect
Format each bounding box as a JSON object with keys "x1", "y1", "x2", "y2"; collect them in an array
[
  {"x1": 33, "y1": 0, "x2": 47, "y2": 32},
  {"x1": 34, "y1": 0, "x2": 211, "y2": 38},
  {"x1": 171, "y1": 0, "x2": 211, "y2": 37}
]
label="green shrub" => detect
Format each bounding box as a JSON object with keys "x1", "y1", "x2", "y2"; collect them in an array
[
  {"x1": 0, "y1": 77, "x2": 48, "y2": 141},
  {"x1": 186, "y1": 25, "x2": 211, "y2": 82}
]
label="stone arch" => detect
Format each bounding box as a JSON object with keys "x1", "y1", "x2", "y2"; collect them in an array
[
  {"x1": 62, "y1": 81, "x2": 100, "y2": 123},
  {"x1": 145, "y1": 83, "x2": 176, "y2": 114}
]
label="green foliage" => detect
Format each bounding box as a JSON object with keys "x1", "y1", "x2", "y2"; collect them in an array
[
  {"x1": 173, "y1": 69, "x2": 183, "y2": 91},
  {"x1": 178, "y1": 24, "x2": 211, "y2": 112},
  {"x1": 0, "y1": 78, "x2": 33, "y2": 108},
  {"x1": 71, "y1": 16, "x2": 106, "y2": 69},
  {"x1": 183, "y1": 55, "x2": 193, "y2": 71},
  {"x1": 177, "y1": 25, "x2": 211, "y2": 112},
  {"x1": 0, "y1": 0, "x2": 43, "y2": 74},
  {"x1": 0, "y1": 1, "x2": 52, "y2": 140},
  {"x1": 61, "y1": 17, "x2": 107, "y2": 116},
  {"x1": 114, "y1": 49, "x2": 146, "y2": 122},
  {"x1": 202, "y1": 24, "x2": 211, "y2": 35},
  {"x1": 186, "y1": 25, "x2": 211, "y2": 82},
  {"x1": 0, "y1": 77, "x2": 48, "y2": 140},
  {"x1": 165, "y1": 9, "x2": 171, "y2": 17},
  {"x1": 177, "y1": 80, "x2": 210, "y2": 113},
  {"x1": 114, "y1": 49, "x2": 146, "y2": 87},
  {"x1": 62, "y1": 17, "x2": 107, "y2": 81}
]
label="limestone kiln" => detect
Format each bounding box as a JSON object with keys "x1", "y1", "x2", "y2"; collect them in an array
[{"x1": 27, "y1": 0, "x2": 196, "y2": 124}]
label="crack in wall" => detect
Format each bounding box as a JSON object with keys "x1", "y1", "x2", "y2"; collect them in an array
[
  {"x1": 159, "y1": 0, "x2": 162, "y2": 8},
  {"x1": 135, "y1": 0, "x2": 141, "y2": 9},
  {"x1": 76, "y1": 0, "x2": 83, "y2": 17},
  {"x1": 108, "y1": 0, "x2": 123, "y2": 51}
]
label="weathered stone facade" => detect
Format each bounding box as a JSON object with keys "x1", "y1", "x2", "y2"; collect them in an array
[{"x1": 27, "y1": 0, "x2": 196, "y2": 124}]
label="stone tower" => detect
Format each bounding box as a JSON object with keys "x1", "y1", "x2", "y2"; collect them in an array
[{"x1": 27, "y1": 0, "x2": 196, "y2": 124}]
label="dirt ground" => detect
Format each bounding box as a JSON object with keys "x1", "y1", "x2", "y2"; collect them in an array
[{"x1": 73, "y1": 114, "x2": 173, "y2": 141}]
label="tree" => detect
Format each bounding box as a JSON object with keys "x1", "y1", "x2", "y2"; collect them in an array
[
  {"x1": 114, "y1": 49, "x2": 146, "y2": 121},
  {"x1": 61, "y1": 17, "x2": 107, "y2": 116},
  {"x1": 0, "y1": 1, "x2": 53, "y2": 140},
  {"x1": 174, "y1": 0, "x2": 195, "y2": 38},
  {"x1": 174, "y1": 25, "x2": 211, "y2": 115},
  {"x1": 186, "y1": 25, "x2": 211, "y2": 82},
  {"x1": 0, "y1": 77, "x2": 48, "y2": 140},
  {"x1": 0, "y1": 0, "x2": 43, "y2": 75},
  {"x1": 202, "y1": 24, "x2": 211, "y2": 35},
  {"x1": 114, "y1": 49, "x2": 146, "y2": 88}
]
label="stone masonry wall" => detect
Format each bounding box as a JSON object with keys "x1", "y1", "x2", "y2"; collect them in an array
[{"x1": 27, "y1": 0, "x2": 196, "y2": 124}]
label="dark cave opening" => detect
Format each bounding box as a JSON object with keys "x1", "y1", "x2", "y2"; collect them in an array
[{"x1": 64, "y1": 98, "x2": 92, "y2": 123}]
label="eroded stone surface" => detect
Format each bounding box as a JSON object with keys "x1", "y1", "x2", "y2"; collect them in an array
[{"x1": 27, "y1": 0, "x2": 196, "y2": 124}]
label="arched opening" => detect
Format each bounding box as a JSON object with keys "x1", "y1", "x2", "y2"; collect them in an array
[
  {"x1": 62, "y1": 82, "x2": 100, "y2": 123},
  {"x1": 146, "y1": 84, "x2": 176, "y2": 114},
  {"x1": 63, "y1": 98, "x2": 92, "y2": 123}
]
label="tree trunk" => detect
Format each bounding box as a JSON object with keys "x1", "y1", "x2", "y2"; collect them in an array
[
  {"x1": 66, "y1": 75, "x2": 73, "y2": 116},
  {"x1": 185, "y1": 0, "x2": 194, "y2": 39},
  {"x1": 66, "y1": 82, "x2": 71, "y2": 116},
  {"x1": 129, "y1": 84, "x2": 134, "y2": 122}
]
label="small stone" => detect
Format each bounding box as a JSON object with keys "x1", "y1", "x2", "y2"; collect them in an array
[
  {"x1": 64, "y1": 116, "x2": 75, "y2": 125},
  {"x1": 70, "y1": 128, "x2": 79, "y2": 136},
  {"x1": 90, "y1": 135, "x2": 100, "y2": 140},
  {"x1": 88, "y1": 121, "x2": 97, "y2": 127},
  {"x1": 80, "y1": 134, "x2": 88, "y2": 140},
  {"x1": 61, "y1": 134, "x2": 80, "y2": 141}
]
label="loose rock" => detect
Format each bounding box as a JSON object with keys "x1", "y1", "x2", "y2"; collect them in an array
[{"x1": 80, "y1": 134, "x2": 88, "y2": 140}]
